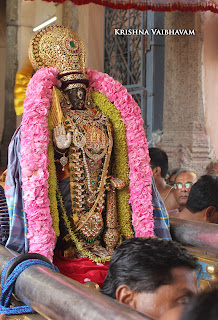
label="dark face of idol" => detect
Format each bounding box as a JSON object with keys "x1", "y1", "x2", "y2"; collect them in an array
[{"x1": 66, "y1": 88, "x2": 86, "y2": 110}]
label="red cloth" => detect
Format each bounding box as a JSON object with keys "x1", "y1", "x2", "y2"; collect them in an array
[{"x1": 53, "y1": 250, "x2": 109, "y2": 287}]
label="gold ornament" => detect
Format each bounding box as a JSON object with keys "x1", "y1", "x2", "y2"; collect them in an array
[
  {"x1": 29, "y1": 25, "x2": 86, "y2": 76},
  {"x1": 63, "y1": 108, "x2": 113, "y2": 244},
  {"x1": 63, "y1": 83, "x2": 87, "y2": 92},
  {"x1": 61, "y1": 74, "x2": 88, "y2": 82}
]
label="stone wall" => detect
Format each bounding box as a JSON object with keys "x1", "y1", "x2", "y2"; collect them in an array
[{"x1": 203, "y1": 12, "x2": 218, "y2": 159}]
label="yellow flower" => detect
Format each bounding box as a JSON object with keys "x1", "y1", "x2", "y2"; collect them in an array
[
  {"x1": 92, "y1": 91, "x2": 134, "y2": 238},
  {"x1": 48, "y1": 112, "x2": 60, "y2": 236}
]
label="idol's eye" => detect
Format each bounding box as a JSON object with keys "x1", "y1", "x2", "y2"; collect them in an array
[{"x1": 77, "y1": 89, "x2": 84, "y2": 100}]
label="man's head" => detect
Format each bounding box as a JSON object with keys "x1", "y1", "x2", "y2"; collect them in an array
[
  {"x1": 206, "y1": 160, "x2": 218, "y2": 176},
  {"x1": 101, "y1": 238, "x2": 198, "y2": 320},
  {"x1": 173, "y1": 169, "x2": 198, "y2": 212},
  {"x1": 182, "y1": 175, "x2": 218, "y2": 223},
  {"x1": 149, "y1": 148, "x2": 168, "y2": 181},
  {"x1": 168, "y1": 168, "x2": 179, "y2": 186}
]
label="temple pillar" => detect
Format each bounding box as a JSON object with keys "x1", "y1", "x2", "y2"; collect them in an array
[
  {"x1": 0, "y1": 0, "x2": 6, "y2": 145},
  {"x1": 203, "y1": 12, "x2": 218, "y2": 159},
  {"x1": 0, "y1": 0, "x2": 18, "y2": 167},
  {"x1": 159, "y1": 12, "x2": 212, "y2": 175}
]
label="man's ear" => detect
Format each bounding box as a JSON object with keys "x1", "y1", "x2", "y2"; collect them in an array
[
  {"x1": 115, "y1": 285, "x2": 136, "y2": 308},
  {"x1": 205, "y1": 206, "x2": 217, "y2": 222},
  {"x1": 153, "y1": 166, "x2": 161, "y2": 177}
]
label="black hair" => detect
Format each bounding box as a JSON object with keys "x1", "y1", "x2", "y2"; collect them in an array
[
  {"x1": 149, "y1": 147, "x2": 168, "y2": 178},
  {"x1": 180, "y1": 289, "x2": 218, "y2": 320},
  {"x1": 101, "y1": 237, "x2": 198, "y2": 299},
  {"x1": 167, "y1": 168, "x2": 179, "y2": 185},
  {"x1": 206, "y1": 160, "x2": 218, "y2": 173},
  {"x1": 186, "y1": 175, "x2": 218, "y2": 213},
  {"x1": 169, "y1": 168, "x2": 179, "y2": 178}
]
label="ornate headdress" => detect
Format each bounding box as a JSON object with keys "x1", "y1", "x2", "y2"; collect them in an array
[{"x1": 28, "y1": 25, "x2": 89, "y2": 91}]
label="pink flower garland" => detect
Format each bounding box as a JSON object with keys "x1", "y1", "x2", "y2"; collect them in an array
[
  {"x1": 20, "y1": 66, "x2": 153, "y2": 262},
  {"x1": 21, "y1": 67, "x2": 58, "y2": 261},
  {"x1": 87, "y1": 68, "x2": 154, "y2": 237}
]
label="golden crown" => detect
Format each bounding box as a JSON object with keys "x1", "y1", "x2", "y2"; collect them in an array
[{"x1": 28, "y1": 25, "x2": 86, "y2": 76}]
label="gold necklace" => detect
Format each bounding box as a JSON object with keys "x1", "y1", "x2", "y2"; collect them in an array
[{"x1": 74, "y1": 121, "x2": 113, "y2": 232}]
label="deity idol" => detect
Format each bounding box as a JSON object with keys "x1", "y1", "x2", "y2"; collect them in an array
[{"x1": 5, "y1": 25, "x2": 153, "y2": 285}]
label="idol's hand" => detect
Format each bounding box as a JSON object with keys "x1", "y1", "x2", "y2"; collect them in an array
[
  {"x1": 53, "y1": 124, "x2": 71, "y2": 150},
  {"x1": 110, "y1": 177, "x2": 125, "y2": 190}
]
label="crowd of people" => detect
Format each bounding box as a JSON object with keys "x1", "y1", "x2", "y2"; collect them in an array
[
  {"x1": 101, "y1": 148, "x2": 218, "y2": 319},
  {"x1": 149, "y1": 147, "x2": 218, "y2": 224}
]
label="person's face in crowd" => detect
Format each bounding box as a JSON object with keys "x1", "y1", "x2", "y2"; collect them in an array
[
  {"x1": 169, "y1": 173, "x2": 177, "y2": 186},
  {"x1": 116, "y1": 267, "x2": 197, "y2": 320},
  {"x1": 207, "y1": 163, "x2": 218, "y2": 176},
  {"x1": 173, "y1": 172, "x2": 198, "y2": 209},
  {"x1": 159, "y1": 305, "x2": 183, "y2": 320}
]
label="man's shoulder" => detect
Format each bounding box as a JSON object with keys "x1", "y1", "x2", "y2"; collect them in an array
[
  {"x1": 168, "y1": 208, "x2": 180, "y2": 218},
  {"x1": 164, "y1": 187, "x2": 178, "y2": 211}
]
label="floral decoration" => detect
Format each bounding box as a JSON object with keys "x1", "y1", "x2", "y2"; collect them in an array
[
  {"x1": 20, "y1": 66, "x2": 153, "y2": 263},
  {"x1": 92, "y1": 91, "x2": 134, "y2": 238},
  {"x1": 21, "y1": 67, "x2": 58, "y2": 261},
  {"x1": 47, "y1": 112, "x2": 60, "y2": 236},
  {"x1": 87, "y1": 69, "x2": 154, "y2": 237}
]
